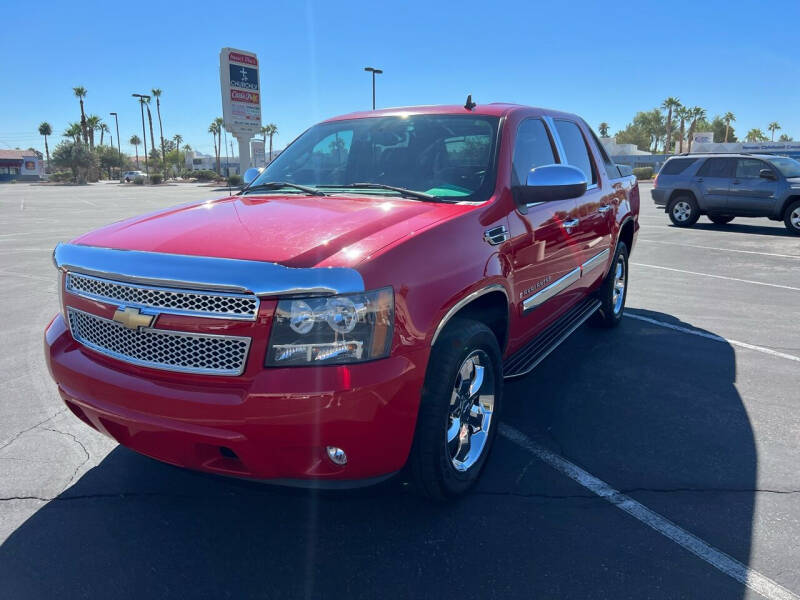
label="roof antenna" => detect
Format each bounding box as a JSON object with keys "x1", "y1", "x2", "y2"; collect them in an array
[{"x1": 464, "y1": 94, "x2": 476, "y2": 111}]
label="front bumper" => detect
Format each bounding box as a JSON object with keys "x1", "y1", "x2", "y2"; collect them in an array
[
  {"x1": 45, "y1": 315, "x2": 427, "y2": 485},
  {"x1": 651, "y1": 188, "x2": 668, "y2": 210}
]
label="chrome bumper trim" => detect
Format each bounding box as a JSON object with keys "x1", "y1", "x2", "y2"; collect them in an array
[{"x1": 54, "y1": 243, "x2": 365, "y2": 297}]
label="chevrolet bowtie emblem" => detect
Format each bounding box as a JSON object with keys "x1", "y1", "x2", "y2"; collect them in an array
[{"x1": 112, "y1": 307, "x2": 155, "y2": 330}]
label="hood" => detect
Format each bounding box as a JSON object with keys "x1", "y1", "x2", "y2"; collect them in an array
[
  {"x1": 73, "y1": 193, "x2": 474, "y2": 268},
  {"x1": 788, "y1": 177, "x2": 800, "y2": 187}
]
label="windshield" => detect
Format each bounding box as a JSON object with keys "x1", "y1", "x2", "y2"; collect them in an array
[
  {"x1": 250, "y1": 114, "x2": 501, "y2": 202},
  {"x1": 766, "y1": 156, "x2": 800, "y2": 178}
]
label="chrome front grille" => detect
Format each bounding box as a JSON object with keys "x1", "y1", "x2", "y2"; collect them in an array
[
  {"x1": 67, "y1": 308, "x2": 251, "y2": 376},
  {"x1": 65, "y1": 272, "x2": 259, "y2": 320}
]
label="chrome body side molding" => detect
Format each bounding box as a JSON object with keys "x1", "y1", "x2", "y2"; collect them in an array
[
  {"x1": 522, "y1": 248, "x2": 610, "y2": 314},
  {"x1": 431, "y1": 284, "x2": 508, "y2": 346},
  {"x1": 53, "y1": 243, "x2": 365, "y2": 297}
]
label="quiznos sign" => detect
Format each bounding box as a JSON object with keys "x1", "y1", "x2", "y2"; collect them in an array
[{"x1": 219, "y1": 48, "x2": 262, "y2": 136}]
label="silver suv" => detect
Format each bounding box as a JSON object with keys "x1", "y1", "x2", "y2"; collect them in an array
[{"x1": 651, "y1": 154, "x2": 800, "y2": 235}]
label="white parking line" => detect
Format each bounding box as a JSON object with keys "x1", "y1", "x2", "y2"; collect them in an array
[
  {"x1": 638, "y1": 239, "x2": 800, "y2": 260},
  {"x1": 632, "y1": 262, "x2": 800, "y2": 292},
  {"x1": 625, "y1": 313, "x2": 800, "y2": 363},
  {"x1": 499, "y1": 424, "x2": 800, "y2": 600}
]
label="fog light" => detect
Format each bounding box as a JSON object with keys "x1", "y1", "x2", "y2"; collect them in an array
[{"x1": 326, "y1": 446, "x2": 347, "y2": 465}]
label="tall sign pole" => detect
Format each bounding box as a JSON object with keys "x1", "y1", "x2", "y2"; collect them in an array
[{"x1": 220, "y1": 48, "x2": 262, "y2": 172}]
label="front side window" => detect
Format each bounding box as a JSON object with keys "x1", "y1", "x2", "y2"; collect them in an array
[
  {"x1": 766, "y1": 156, "x2": 800, "y2": 178},
  {"x1": 554, "y1": 120, "x2": 597, "y2": 184},
  {"x1": 511, "y1": 118, "x2": 556, "y2": 186},
  {"x1": 251, "y1": 114, "x2": 500, "y2": 202},
  {"x1": 736, "y1": 159, "x2": 771, "y2": 179},
  {"x1": 697, "y1": 158, "x2": 735, "y2": 178}
]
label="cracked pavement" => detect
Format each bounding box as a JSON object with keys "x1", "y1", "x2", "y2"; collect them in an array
[{"x1": 1, "y1": 181, "x2": 800, "y2": 599}]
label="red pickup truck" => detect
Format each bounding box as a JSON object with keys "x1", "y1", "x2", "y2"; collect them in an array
[{"x1": 45, "y1": 103, "x2": 639, "y2": 499}]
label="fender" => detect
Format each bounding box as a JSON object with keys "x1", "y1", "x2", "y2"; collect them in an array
[{"x1": 430, "y1": 282, "x2": 509, "y2": 346}]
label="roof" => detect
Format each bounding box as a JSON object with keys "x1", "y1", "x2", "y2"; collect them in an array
[
  {"x1": 674, "y1": 152, "x2": 777, "y2": 159},
  {"x1": 0, "y1": 149, "x2": 36, "y2": 160},
  {"x1": 323, "y1": 103, "x2": 578, "y2": 122}
]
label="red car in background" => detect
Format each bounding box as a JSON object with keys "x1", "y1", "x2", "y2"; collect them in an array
[{"x1": 45, "y1": 102, "x2": 639, "y2": 500}]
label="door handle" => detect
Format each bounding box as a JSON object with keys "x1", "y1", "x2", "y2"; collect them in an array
[
  {"x1": 563, "y1": 218, "x2": 580, "y2": 232},
  {"x1": 597, "y1": 205, "x2": 612, "y2": 214}
]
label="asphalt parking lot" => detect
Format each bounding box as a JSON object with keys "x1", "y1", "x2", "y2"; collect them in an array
[{"x1": 1, "y1": 180, "x2": 799, "y2": 599}]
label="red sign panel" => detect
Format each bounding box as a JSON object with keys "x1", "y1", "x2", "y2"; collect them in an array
[{"x1": 229, "y1": 51, "x2": 257, "y2": 66}]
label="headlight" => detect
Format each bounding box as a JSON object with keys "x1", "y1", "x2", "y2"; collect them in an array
[{"x1": 266, "y1": 287, "x2": 394, "y2": 366}]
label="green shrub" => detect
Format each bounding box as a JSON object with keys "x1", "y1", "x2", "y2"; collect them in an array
[
  {"x1": 227, "y1": 174, "x2": 243, "y2": 187},
  {"x1": 149, "y1": 173, "x2": 163, "y2": 185},
  {"x1": 632, "y1": 167, "x2": 654, "y2": 180},
  {"x1": 134, "y1": 175, "x2": 145, "y2": 185},
  {"x1": 192, "y1": 169, "x2": 218, "y2": 181},
  {"x1": 49, "y1": 171, "x2": 73, "y2": 182}
]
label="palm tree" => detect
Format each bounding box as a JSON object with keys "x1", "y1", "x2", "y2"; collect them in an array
[
  {"x1": 768, "y1": 121, "x2": 781, "y2": 141},
  {"x1": 722, "y1": 112, "x2": 736, "y2": 143},
  {"x1": 661, "y1": 97, "x2": 681, "y2": 154},
  {"x1": 598, "y1": 122, "x2": 610, "y2": 137},
  {"x1": 73, "y1": 86, "x2": 88, "y2": 144},
  {"x1": 63, "y1": 122, "x2": 82, "y2": 143},
  {"x1": 85, "y1": 115, "x2": 101, "y2": 148},
  {"x1": 686, "y1": 106, "x2": 706, "y2": 153},
  {"x1": 209, "y1": 121, "x2": 221, "y2": 175},
  {"x1": 746, "y1": 129, "x2": 767, "y2": 142},
  {"x1": 152, "y1": 89, "x2": 167, "y2": 176},
  {"x1": 130, "y1": 134, "x2": 141, "y2": 167},
  {"x1": 38, "y1": 122, "x2": 52, "y2": 172},
  {"x1": 99, "y1": 123, "x2": 110, "y2": 146},
  {"x1": 778, "y1": 134, "x2": 793, "y2": 142},
  {"x1": 214, "y1": 117, "x2": 224, "y2": 173},
  {"x1": 264, "y1": 123, "x2": 278, "y2": 161},
  {"x1": 183, "y1": 144, "x2": 192, "y2": 152},
  {"x1": 173, "y1": 134, "x2": 183, "y2": 173},
  {"x1": 141, "y1": 97, "x2": 157, "y2": 160},
  {"x1": 675, "y1": 107, "x2": 690, "y2": 153}
]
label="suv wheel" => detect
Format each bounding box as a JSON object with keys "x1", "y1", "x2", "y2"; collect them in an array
[
  {"x1": 784, "y1": 199, "x2": 800, "y2": 236},
  {"x1": 410, "y1": 318, "x2": 502, "y2": 500},
  {"x1": 668, "y1": 195, "x2": 699, "y2": 227},
  {"x1": 589, "y1": 242, "x2": 629, "y2": 328},
  {"x1": 708, "y1": 215, "x2": 734, "y2": 225}
]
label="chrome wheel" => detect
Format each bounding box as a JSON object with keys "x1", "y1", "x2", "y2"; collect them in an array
[
  {"x1": 446, "y1": 350, "x2": 495, "y2": 472},
  {"x1": 672, "y1": 201, "x2": 692, "y2": 222},
  {"x1": 612, "y1": 255, "x2": 626, "y2": 315},
  {"x1": 791, "y1": 208, "x2": 800, "y2": 230}
]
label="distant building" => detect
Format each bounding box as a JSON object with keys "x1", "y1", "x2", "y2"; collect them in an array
[
  {"x1": 690, "y1": 141, "x2": 800, "y2": 160},
  {"x1": 0, "y1": 149, "x2": 42, "y2": 182},
  {"x1": 184, "y1": 151, "x2": 240, "y2": 175},
  {"x1": 599, "y1": 137, "x2": 651, "y2": 157}
]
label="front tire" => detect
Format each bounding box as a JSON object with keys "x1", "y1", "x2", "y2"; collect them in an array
[
  {"x1": 668, "y1": 195, "x2": 699, "y2": 227},
  {"x1": 589, "y1": 242, "x2": 629, "y2": 328},
  {"x1": 784, "y1": 199, "x2": 800, "y2": 236},
  {"x1": 410, "y1": 319, "x2": 502, "y2": 501}
]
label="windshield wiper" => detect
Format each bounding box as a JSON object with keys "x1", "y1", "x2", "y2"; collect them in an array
[
  {"x1": 319, "y1": 183, "x2": 445, "y2": 202},
  {"x1": 241, "y1": 181, "x2": 327, "y2": 196}
]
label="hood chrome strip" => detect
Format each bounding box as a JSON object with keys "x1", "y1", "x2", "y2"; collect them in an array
[{"x1": 53, "y1": 243, "x2": 365, "y2": 297}]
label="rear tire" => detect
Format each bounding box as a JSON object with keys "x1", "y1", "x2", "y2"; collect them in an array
[
  {"x1": 410, "y1": 319, "x2": 502, "y2": 501},
  {"x1": 784, "y1": 199, "x2": 800, "y2": 236},
  {"x1": 668, "y1": 195, "x2": 699, "y2": 227},
  {"x1": 708, "y1": 215, "x2": 734, "y2": 225},
  {"x1": 589, "y1": 242, "x2": 629, "y2": 328}
]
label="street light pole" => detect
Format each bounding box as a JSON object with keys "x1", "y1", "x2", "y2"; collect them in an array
[
  {"x1": 132, "y1": 94, "x2": 150, "y2": 176},
  {"x1": 363, "y1": 67, "x2": 383, "y2": 110},
  {"x1": 110, "y1": 112, "x2": 121, "y2": 177}
]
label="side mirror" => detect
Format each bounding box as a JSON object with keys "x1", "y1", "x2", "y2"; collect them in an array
[
  {"x1": 759, "y1": 168, "x2": 776, "y2": 180},
  {"x1": 514, "y1": 164, "x2": 588, "y2": 206},
  {"x1": 243, "y1": 167, "x2": 262, "y2": 186}
]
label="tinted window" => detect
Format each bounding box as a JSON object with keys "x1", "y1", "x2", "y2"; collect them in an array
[
  {"x1": 588, "y1": 128, "x2": 621, "y2": 178},
  {"x1": 512, "y1": 119, "x2": 556, "y2": 186},
  {"x1": 554, "y1": 120, "x2": 597, "y2": 184},
  {"x1": 736, "y1": 158, "x2": 771, "y2": 179},
  {"x1": 660, "y1": 158, "x2": 697, "y2": 175},
  {"x1": 696, "y1": 157, "x2": 734, "y2": 178},
  {"x1": 766, "y1": 156, "x2": 800, "y2": 178}
]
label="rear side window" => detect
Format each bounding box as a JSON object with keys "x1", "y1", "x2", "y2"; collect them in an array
[
  {"x1": 588, "y1": 128, "x2": 622, "y2": 179},
  {"x1": 554, "y1": 120, "x2": 597, "y2": 184},
  {"x1": 696, "y1": 158, "x2": 735, "y2": 178},
  {"x1": 660, "y1": 158, "x2": 697, "y2": 175},
  {"x1": 512, "y1": 119, "x2": 557, "y2": 186}
]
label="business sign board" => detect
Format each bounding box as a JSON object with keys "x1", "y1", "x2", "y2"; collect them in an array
[
  {"x1": 692, "y1": 132, "x2": 714, "y2": 144},
  {"x1": 251, "y1": 140, "x2": 265, "y2": 167},
  {"x1": 220, "y1": 48, "x2": 262, "y2": 137}
]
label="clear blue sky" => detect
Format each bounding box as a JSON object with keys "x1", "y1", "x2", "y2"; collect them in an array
[{"x1": 2, "y1": 0, "x2": 798, "y2": 158}]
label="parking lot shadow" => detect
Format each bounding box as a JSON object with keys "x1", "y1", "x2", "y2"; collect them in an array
[
  {"x1": 0, "y1": 309, "x2": 755, "y2": 599},
  {"x1": 672, "y1": 220, "x2": 793, "y2": 237}
]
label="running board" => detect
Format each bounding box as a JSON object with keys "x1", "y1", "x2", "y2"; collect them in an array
[{"x1": 503, "y1": 297, "x2": 601, "y2": 379}]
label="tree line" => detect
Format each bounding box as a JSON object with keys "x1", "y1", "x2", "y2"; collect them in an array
[{"x1": 600, "y1": 98, "x2": 793, "y2": 155}]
